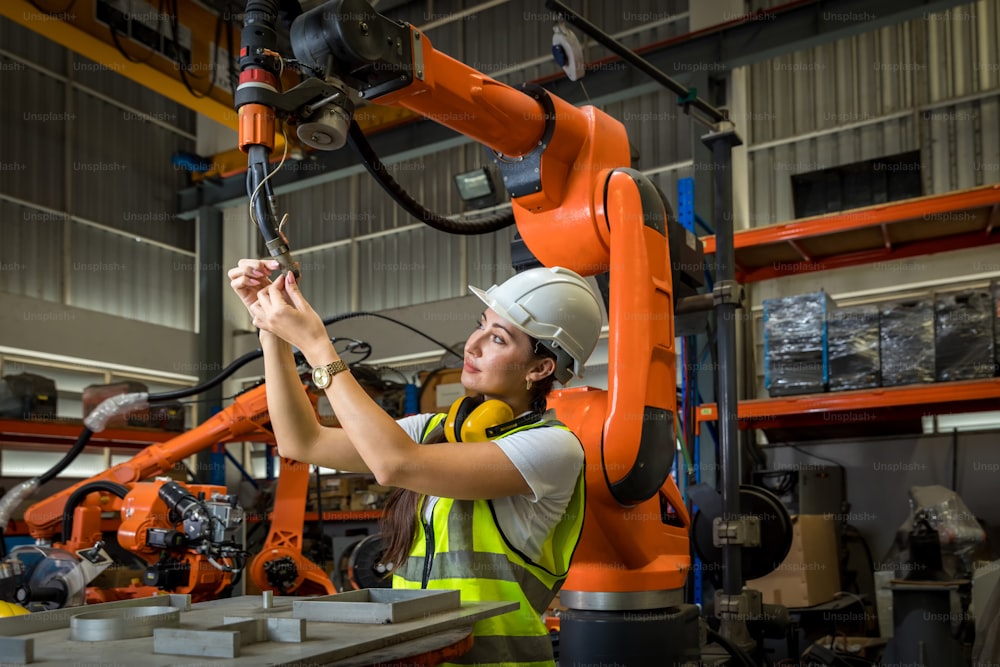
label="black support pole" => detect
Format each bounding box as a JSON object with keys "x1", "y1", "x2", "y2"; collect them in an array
[{"x1": 196, "y1": 205, "x2": 225, "y2": 484}]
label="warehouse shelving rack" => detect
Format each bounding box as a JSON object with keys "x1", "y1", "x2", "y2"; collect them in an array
[
  {"x1": 695, "y1": 184, "x2": 1000, "y2": 436},
  {"x1": 701, "y1": 184, "x2": 1000, "y2": 284}
]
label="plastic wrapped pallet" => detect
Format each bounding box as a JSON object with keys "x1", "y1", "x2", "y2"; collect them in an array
[
  {"x1": 828, "y1": 305, "x2": 880, "y2": 391},
  {"x1": 994, "y1": 280, "x2": 1000, "y2": 376},
  {"x1": 764, "y1": 291, "x2": 835, "y2": 396},
  {"x1": 935, "y1": 288, "x2": 995, "y2": 381},
  {"x1": 879, "y1": 299, "x2": 935, "y2": 386}
]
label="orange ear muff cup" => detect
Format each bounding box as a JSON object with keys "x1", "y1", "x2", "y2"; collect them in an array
[{"x1": 444, "y1": 397, "x2": 516, "y2": 442}]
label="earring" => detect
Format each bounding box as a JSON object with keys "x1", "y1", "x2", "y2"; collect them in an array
[{"x1": 525, "y1": 378, "x2": 533, "y2": 391}]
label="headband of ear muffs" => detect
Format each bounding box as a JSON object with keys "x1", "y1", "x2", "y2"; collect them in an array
[{"x1": 444, "y1": 396, "x2": 542, "y2": 442}]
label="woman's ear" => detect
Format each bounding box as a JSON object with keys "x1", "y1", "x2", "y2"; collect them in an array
[{"x1": 527, "y1": 356, "x2": 556, "y2": 382}]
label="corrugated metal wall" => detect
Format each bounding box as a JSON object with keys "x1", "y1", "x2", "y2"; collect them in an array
[
  {"x1": 0, "y1": 199, "x2": 64, "y2": 303},
  {"x1": 1, "y1": 17, "x2": 197, "y2": 329},
  {"x1": 745, "y1": 1, "x2": 1000, "y2": 225}
]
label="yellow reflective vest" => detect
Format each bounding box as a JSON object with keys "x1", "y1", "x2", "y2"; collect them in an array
[{"x1": 392, "y1": 413, "x2": 586, "y2": 667}]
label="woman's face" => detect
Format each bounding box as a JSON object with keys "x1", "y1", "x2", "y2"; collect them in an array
[{"x1": 462, "y1": 309, "x2": 547, "y2": 402}]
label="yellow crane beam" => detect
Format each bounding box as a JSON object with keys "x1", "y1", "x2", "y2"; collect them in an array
[{"x1": 5, "y1": 0, "x2": 421, "y2": 180}]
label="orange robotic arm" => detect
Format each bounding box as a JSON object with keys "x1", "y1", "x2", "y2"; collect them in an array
[
  {"x1": 282, "y1": 0, "x2": 693, "y2": 609},
  {"x1": 25, "y1": 383, "x2": 273, "y2": 549},
  {"x1": 24, "y1": 380, "x2": 335, "y2": 599}
]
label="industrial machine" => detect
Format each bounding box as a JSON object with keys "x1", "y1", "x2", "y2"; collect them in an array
[
  {"x1": 231, "y1": 0, "x2": 769, "y2": 664},
  {"x1": 0, "y1": 352, "x2": 339, "y2": 605}
]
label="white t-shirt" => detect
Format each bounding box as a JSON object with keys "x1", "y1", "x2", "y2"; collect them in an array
[{"x1": 396, "y1": 413, "x2": 585, "y2": 562}]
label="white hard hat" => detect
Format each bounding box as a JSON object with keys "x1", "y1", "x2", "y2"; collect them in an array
[{"x1": 469, "y1": 266, "x2": 603, "y2": 384}]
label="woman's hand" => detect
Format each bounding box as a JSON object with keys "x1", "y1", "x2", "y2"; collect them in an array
[
  {"x1": 227, "y1": 258, "x2": 282, "y2": 314},
  {"x1": 253, "y1": 272, "x2": 331, "y2": 362}
]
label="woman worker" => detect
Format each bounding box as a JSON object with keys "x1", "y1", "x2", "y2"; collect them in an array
[{"x1": 228, "y1": 259, "x2": 603, "y2": 666}]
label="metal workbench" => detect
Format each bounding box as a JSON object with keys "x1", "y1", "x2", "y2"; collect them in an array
[{"x1": 0, "y1": 592, "x2": 517, "y2": 666}]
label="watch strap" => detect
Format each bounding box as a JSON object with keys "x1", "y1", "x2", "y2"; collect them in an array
[{"x1": 320, "y1": 360, "x2": 349, "y2": 377}]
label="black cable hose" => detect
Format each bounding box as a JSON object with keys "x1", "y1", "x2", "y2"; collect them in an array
[
  {"x1": 149, "y1": 348, "x2": 265, "y2": 402},
  {"x1": 705, "y1": 627, "x2": 758, "y2": 667},
  {"x1": 346, "y1": 120, "x2": 515, "y2": 236},
  {"x1": 61, "y1": 481, "x2": 131, "y2": 545},
  {"x1": 320, "y1": 312, "x2": 463, "y2": 361},
  {"x1": 38, "y1": 427, "x2": 94, "y2": 486}
]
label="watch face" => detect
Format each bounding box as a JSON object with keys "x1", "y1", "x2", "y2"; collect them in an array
[{"x1": 313, "y1": 366, "x2": 329, "y2": 388}]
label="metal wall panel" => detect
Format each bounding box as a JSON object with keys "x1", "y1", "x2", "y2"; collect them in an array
[
  {"x1": 748, "y1": 23, "x2": 919, "y2": 145},
  {"x1": 295, "y1": 242, "x2": 353, "y2": 319},
  {"x1": 745, "y1": 1, "x2": 999, "y2": 226},
  {"x1": 747, "y1": 114, "x2": 918, "y2": 225},
  {"x1": 357, "y1": 226, "x2": 462, "y2": 310},
  {"x1": 71, "y1": 88, "x2": 194, "y2": 249},
  {"x1": 2, "y1": 63, "x2": 68, "y2": 210},
  {"x1": 922, "y1": 92, "x2": 1000, "y2": 191},
  {"x1": 466, "y1": 223, "x2": 518, "y2": 290},
  {"x1": 349, "y1": 142, "x2": 472, "y2": 236},
  {"x1": 1, "y1": 16, "x2": 68, "y2": 74},
  {"x1": 71, "y1": 57, "x2": 199, "y2": 135},
  {"x1": 68, "y1": 222, "x2": 194, "y2": 329},
  {"x1": 277, "y1": 175, "x2": 361, "y2": 248},
  {"x1": 0, "y1": 198, "x2": 64, "y2": 303},
  {"x1": 602, "y1": 90, "x2": 694, "y2": 170}
]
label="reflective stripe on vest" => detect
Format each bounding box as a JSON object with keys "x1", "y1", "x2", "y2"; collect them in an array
[{"x1": 393, "y1": 413, "x2": 586, "y2": 667}]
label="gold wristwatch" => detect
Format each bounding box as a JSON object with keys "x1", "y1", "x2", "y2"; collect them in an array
[{"x1": 312, "y1": 360, "x2": 349, "y2": 389}]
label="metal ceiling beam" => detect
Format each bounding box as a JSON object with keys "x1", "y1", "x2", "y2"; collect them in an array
[{"x1": 177, "y1": 0, "x2": 969, "y2": 215}]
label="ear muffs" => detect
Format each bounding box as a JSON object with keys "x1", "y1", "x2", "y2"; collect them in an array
[{"x1": 444, "y1": 396, "x2": 526, "y2": 442}]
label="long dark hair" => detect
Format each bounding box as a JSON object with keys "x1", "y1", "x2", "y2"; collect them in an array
[{"x1": 378, "y1": 339, "x2": 559, "y2": 574}]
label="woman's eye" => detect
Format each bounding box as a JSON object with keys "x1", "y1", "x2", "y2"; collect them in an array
[{"x1": 492, "y1": 334, "x2": 505, "y2": 345}]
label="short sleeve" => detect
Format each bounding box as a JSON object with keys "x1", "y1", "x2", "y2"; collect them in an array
[{"x1": 492, "y1": 426, "x2": 584, "y2": 503}]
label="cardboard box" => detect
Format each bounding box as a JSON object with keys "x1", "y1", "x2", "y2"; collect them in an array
[
  {"x1": 746, "y1": 514, "x2": 841, "y2": 609},
  {"x1": 318, "y1": 474, "x2": 374, "y2": 497},
  {"x1": 349, "y1": 491, "x2": 376, "y2": 512}
]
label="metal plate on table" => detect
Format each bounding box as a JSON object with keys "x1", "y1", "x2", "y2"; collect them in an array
[{"x1": 293, "y1": 588, "x2": 461, "y2": 624}]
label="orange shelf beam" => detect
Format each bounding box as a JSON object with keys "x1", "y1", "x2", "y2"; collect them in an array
[
  {"x1": 700, "y1": 185, "x2": 1000, "y2": 282},
  {"x1": 0, "y1": 418, "x2": 277, "y2": 449},
  {"x1": 303, "y1": 510, "x2": 383, "y2": 522},
  {"x1": 0, "y1": 418, "x2": 180, "y2": 449},
  {"x1": 695, "y1": 378, "x2": 1000, "y2": 433}
]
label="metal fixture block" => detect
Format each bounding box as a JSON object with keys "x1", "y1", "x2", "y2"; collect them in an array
[
  {"x1": 224, "y1": 615, "x2": 308, "y2": 643},
  {"x1": 0, "y1": 636, "x2": 33, "y2": 664},
  {"x1": 712, "y1": 516, "x2": 761, "y2": 547},
  {"x1": 293, "y1": 588, "x2": 461, "y2": 624},
  {"x1": 70, "y1": 605, "x2": 182, "y2": 641}
]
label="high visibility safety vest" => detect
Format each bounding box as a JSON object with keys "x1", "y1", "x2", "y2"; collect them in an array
[{"x1": 393, "y1": 413, "x2": 586, "y2": 667}]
